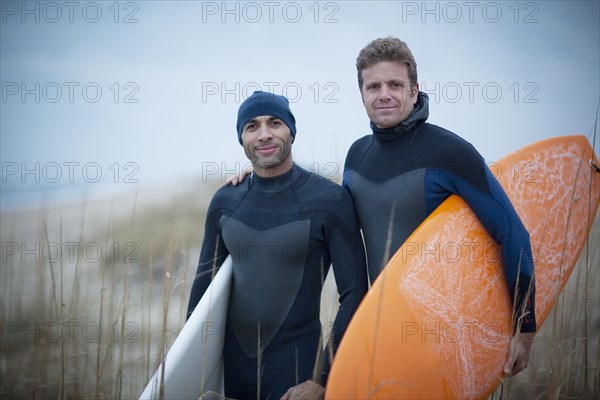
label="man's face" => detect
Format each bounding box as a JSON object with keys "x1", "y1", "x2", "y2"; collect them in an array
[
  {"x1": 360, "y1": 61, "x2": 419, "y2": 129},
  {"x1": 241, "y1": 115, "x2": 293, "y2": 175}
]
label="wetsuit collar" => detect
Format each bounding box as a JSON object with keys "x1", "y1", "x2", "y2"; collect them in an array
[
  {"x1": 370, "y1": 91, "x2": 430, "y2": 142},
  {"x1": 250, "y1": 163, "x2": 299, "y2": 192}
]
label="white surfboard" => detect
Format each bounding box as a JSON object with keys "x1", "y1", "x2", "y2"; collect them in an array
[{"x1": 140, "y1": 256, "x2": 233, "y2": 400}]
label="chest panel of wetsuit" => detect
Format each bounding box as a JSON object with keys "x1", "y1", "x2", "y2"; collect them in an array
[
  {"x1": 220, "y1": 216, "x2": 310, "y2": 358},
  {"x1": 347, "y1": 170, "x2": 426, "y2": 281}
]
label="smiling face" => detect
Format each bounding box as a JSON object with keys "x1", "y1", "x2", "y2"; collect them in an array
[
  {"x1": 241, "y1": 115, "x2": 293, "y2": 177},
  {"x1": 360, "y1": 61, "x2": 419, "y2": 129}
]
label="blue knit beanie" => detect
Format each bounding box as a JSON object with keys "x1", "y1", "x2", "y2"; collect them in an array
[{"x1": 236, "y1": 91, "x2": 297, "y2": 145}]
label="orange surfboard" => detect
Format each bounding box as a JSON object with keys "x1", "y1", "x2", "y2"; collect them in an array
[{"x1": 325, "y1": 135, "x2": 600, "y2": 400}]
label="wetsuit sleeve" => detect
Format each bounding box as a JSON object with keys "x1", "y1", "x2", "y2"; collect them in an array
[
  {"x1": 425, "y1": 164, "x2": 536, "y2": 332},
  {"x1": 321, "y1": 191, "x2": 369, "y2": 383},
  {"x1": 186, "y1": 195, "x2": 230, "y2": 320}
]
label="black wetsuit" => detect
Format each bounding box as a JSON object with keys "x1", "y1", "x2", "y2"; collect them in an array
[
  {"x1": 343, "y1": 92, "x2": 536, "y2": 332},
  {"x1": 187, "y1": 164, "x2": 368, "y2": 399}
]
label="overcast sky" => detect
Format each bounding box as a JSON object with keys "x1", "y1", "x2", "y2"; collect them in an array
[{"x1": 1, "y1": 1, "x2": 599, "y2": 210}]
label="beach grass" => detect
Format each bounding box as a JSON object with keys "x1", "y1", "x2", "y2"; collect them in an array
[{"x1": 0, "y1": 178, "x2": 598, "y2": 399}]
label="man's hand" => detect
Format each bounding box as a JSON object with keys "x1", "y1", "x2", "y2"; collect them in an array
[
  {"x1": 224, "y1": 165, "x2": 253, "y2": 186},
  {"x1": 280, "y1": 380, "x2": 324, "y2": 400},
  {"x1": 503, "y1": 331, "x2": 535, "y2": 376}
]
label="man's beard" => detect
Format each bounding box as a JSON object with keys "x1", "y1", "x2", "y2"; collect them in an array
[{"x1": 246, "y1": 139, "x2": 292, "y2": 171}]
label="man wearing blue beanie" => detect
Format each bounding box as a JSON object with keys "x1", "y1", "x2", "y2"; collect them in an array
[
  {"x1": 236, "y1": 90, "x2": 297, "y2": 145},
  {"x1": 187, "y1": 91, "x2": 367, "y2": 399},
  {"x1": 235, "y1": 91, "x2": 297, "y2": 178}
]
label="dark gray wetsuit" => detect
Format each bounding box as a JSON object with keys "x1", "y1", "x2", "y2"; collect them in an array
[
  {"x1": 343, "y1": 92, "x2": 536, "y2": 332},
  {"x1": 187, "y1": 164, "x2": 367, "y2": 399}
]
